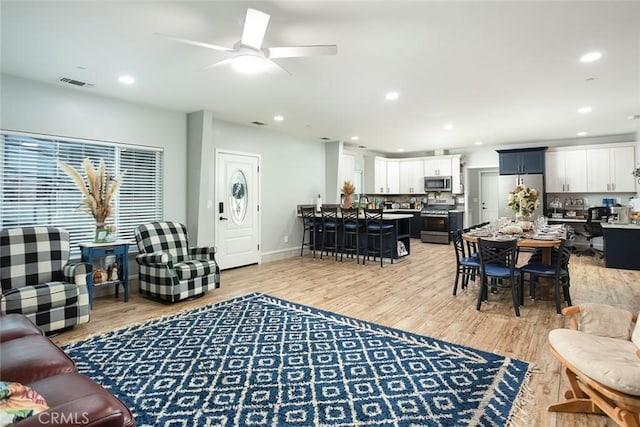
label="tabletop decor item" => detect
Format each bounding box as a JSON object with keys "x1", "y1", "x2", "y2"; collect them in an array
[
  {"x1": 57, "y1": 158, "x2": 124, "y2": 242},
  {"x1": 508, "y1": 184, "x2": 540, "y2": 219},
  {"x1": 340, "y1": 180, "x2": 356, "y2": 208}
]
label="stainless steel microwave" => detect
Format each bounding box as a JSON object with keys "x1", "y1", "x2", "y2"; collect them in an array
[{"x1": 424, "y1": 176, "x2": 452, "y2": 192}]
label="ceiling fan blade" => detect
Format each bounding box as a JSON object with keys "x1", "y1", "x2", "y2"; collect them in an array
[
  {"x1": 201, "y1": 58, "x2": 234, "y2": 70},
  {"x1": 241, "y1": 8, "x2": 270, "y2": 50},
  {"x1": 264, "y1": 59, "x2": 291, "y2": 76},
  {"x1": 266, "y1": 45, "x2": 338, "y2": 59},
  {"x1": 154, "y1": 32, "x2": 234, "y2": 52}
]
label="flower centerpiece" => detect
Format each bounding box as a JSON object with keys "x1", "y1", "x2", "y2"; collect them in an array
[
  {"x1": 507, "y1": 184, "x2": 540, "y2": 221},
  {"x1": 340, "y1": 180, "x2": 356, "y2": 208},
  {"x1": 57, "y1": 158, "x2": 124, "y2": 241}
]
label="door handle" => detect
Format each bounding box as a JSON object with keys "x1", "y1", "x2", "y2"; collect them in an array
[{"x1": 220, "y1": 217, "x2": 229, "y2": 221}]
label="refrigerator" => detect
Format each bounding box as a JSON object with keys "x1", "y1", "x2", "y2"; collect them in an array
[{"x1": 497, "y1": 174, "x2": 545, "y2": 219}]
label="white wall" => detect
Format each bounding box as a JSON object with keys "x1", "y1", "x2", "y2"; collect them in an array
[
  {"x1": 1, "y1": 74, "x2": 188, "y2": 222},
  {"x1": 186, "y1": 112, "x2": 325, "y2": 260}
]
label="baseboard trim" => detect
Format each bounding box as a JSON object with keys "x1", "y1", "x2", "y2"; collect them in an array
[{"x1": 261, "y1": 247, "x2": 299, "y2": 263}]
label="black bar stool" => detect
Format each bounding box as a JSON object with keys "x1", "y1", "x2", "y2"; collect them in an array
[
  {"x1": 340, "y1": 207, "x2": 363, "y2": 263},
  {"x1": 363, "y1": 208, "x2": 395, "y2": 267},
  {"x1": 320, "y1": 206, "x2": 340, "y2": 260},
  {"x1": 299, "y1": 206, "x2": 320, "y2": 257}
]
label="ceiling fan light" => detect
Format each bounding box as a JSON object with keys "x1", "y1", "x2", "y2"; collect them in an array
[{"x1": 232, "y1": 55, "x2": 266, "y2": 74}]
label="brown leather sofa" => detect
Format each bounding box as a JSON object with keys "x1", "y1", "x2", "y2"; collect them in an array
[{"x1": 0, "y1": 314, "x2": 135, "y2": 427}]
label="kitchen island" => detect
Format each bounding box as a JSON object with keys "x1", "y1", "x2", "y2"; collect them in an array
[
  {"x1": 601, "y1": 222, "x2": 640, "y2": 270},
  {"x1": 302, "y1": 209, "x2": 413, "y2": 259}
]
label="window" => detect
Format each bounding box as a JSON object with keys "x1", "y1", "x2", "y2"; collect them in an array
[{"x1": 1, "y1": 132, "x2": 163, "y2": 256}]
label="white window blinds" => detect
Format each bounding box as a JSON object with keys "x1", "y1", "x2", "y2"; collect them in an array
[{"x1": 1, "y1": 133, "x2": 163, "y2": 256}]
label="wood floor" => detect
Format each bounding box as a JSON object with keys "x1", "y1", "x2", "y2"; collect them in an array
[{"x1": 52, "y1": 240, "x2": 640, "y2": 427}]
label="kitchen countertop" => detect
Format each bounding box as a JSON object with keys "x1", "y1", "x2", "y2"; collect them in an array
[
  {"x1": 601, "y1": 222, "x2": 640, "y2": 230},
  {"x1": 547, "y1": 217, "x2": 586, "y2": 223},
  {"x1": 379, "y1": 213, "x2": 415, "y2": 219}
]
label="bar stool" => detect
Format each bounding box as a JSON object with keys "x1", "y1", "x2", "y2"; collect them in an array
[
  {"x1": 340, "y1": 207, "x2": 363, "y2": 263},
  {"x1": 320, "y1": 206, "x2": 340, "y2": 260},
  {"x1": 363, "y1": 208, "x2": 395, "y2": 267},
  {"x1": 299, "y1": 206, "x2": 320, "y2": 257}
]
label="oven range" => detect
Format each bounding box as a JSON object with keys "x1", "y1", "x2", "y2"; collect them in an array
[{"x1": 420, "y1": 198, "x2": 462, "y2": 244}]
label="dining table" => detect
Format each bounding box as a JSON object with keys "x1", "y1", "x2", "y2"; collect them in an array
[{"x1": 462, "y1": 226, "x2": 564, "y2": 264}]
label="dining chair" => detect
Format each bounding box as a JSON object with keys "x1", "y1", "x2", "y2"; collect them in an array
[
  {"x1": 521, "y1": 239, "x2": 573, "y2": 314},
  {"x1": 299, "y1": 206, "x2": 320, "y2": 257},
  {"x1": 340, "y1": 207, "x2": 363, "y2": 263},
  {"x1": 477, "y1": 238, "x2": 522, "y2": 317},
  {"x1": 363, "y1": 208, "x2": 395, "y2": 267},
  {"x1": 320, "y1": 206, "x2": 340, "y2": 260},
  {"x1": 452, "y1": 229, "x2": 481, "y2": 295}
]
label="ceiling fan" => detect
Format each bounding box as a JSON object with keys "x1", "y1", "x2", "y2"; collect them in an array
[{"x1": 155, "y1": 8, "x2": 337, "y2": 74}]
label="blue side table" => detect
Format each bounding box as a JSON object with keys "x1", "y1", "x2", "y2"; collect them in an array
[{"x1": 79, "y1": 240, "x2": 131, "y2": 307}]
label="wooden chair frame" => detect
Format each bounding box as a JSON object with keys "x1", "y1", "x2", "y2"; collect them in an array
[{"x1": 549, "y1": 305, "x2": 640, "y2": 427}]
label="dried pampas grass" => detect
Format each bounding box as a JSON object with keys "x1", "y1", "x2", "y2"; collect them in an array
[
  {"x1": 341, "y1": 180, "x2": 356, "y2": 196},
  {"x1": 57, "y1": 158, "x2": 124, "y2": 224}
]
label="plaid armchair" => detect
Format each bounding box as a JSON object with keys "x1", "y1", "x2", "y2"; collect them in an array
[
  {"x1": 134, "y1": 221, "x2": 220, "y2": 302},
  {"x1": 0, "y1": 227, "x2": 90, "y2": 333}
]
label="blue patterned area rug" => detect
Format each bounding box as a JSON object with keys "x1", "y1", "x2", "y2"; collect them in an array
[{"x1": 64, "y1": 293, "x2": 531, "y2": 426}]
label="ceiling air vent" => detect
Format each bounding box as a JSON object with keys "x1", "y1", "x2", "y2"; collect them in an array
[
  {"x1": 250, "y1": 121, "x2": 266, "y2": 126},
  {"x1": 320, "y1": 137, "x2": 332, "y2": 141},
  {"x1": 59, "y1": 77, "x2": 94, "y2": 88}
]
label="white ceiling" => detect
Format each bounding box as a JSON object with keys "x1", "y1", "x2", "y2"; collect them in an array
[{"x1": 2, "y1": 1, "x2": 639, "y2": 154}]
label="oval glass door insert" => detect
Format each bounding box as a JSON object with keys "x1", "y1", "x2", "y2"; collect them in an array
[{"x1": 230, "y1": 170, "x2": 248, "y2": 224}]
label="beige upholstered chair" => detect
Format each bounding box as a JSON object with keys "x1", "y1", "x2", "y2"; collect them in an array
[{"x1": 548, "y1": 303, "x2": 640, "y2": 427}]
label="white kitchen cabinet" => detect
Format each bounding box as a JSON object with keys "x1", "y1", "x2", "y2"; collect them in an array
[
  {"x1": 587, "y1": 145, "x2": 636, "y2": 193},
  {"x1": 424, "y1": 157, "x2": 451, "y2": 177},
  {"x1": 374, "y1": 157, "x2": 387, "y2": 193},
  {"x1": 366, "y1": 154, "x2": 465, "y2": 195},
  {"x1": 545, "y1": 150, "x2": 587, "y2": 193},
  {"x1": 399, "y1": 159, "x2": 424, "y2": 193},
  {"x1": 386, "y1": 159, "x2": 400, "y2": 194},
  {"x1": 450, "y1": 155, "x2": 463, "y2": 194},
  {"x1": 367, "y1": 157, "x2": 400, "y2": 194},
  {"x1": 610, "y1": 147, "x2": 636, "y2": 192}
]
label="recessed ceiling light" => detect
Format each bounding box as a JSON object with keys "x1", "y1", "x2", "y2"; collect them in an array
[
  {"x1": 578, "y1": 106, "x2": 592, "y2": 114},
  {"x1": 351, "y1": 136, "x2": 359, "y2": 141},
  {"x1": 444, "y1": 124, "x2": 454, "y2": 130},
  {"x1": 474, "y1": 141, "x2": 483, "y2": 145},
  {"x1": 385, "y1": 91, "x2": 399, "y2": 101},
  {"x1": 580, "y1": 51, "x2": 602, "y2": 63},
  {"x1": 273, "y1": 115, "x2": 284, "y2": 121},
  {"x1": 396, "y1": 148, "x2": 405, "y2": 152},
  {"x1": 577, "y1": 131, "x2": 587, "y2": 136},
  {"x1": 118, "y1": 75, "x2": 135, "y2": 85}
]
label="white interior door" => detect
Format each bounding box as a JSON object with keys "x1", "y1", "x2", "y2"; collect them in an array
[
  {"x1": 215, "y1": 151, "x2": 260, "y2": 269},
  {"x1": 480, "y1": 172, "x2": 499, "y2": 223}
]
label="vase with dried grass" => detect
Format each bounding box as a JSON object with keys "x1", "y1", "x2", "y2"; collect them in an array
[
  {"x1": 57, "y1": 158, "x2": 124, "y2": 242},
  {"x1": 340, "y1": 180, "x2": 356, "y2": 209}
]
